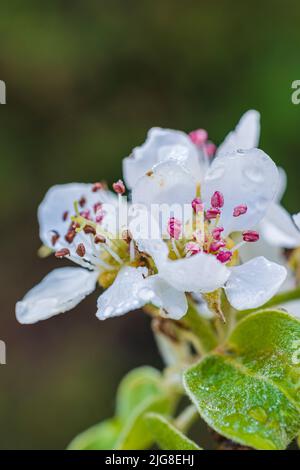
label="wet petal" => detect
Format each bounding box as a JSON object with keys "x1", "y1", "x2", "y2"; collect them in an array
[
  {"x1": 216, "y1": 110, "x2": 260, "y2": 158},
  {"x1": 123, "y1": 127, "x2": 203, "y2": 189},
  {"x1": 96, "y1": 266, "x2": 149, "y2": 319},
  {"x1": 292, "y1": 212, "x2": 300, "y2": 231},
  {"x1": 203, "y1": 148, "x2": 279, "y2": 236},
  {"x1": 141, "y1": 275, "x2": 188, "y2": 320},
  {"x1": 276, "y1": 167, "x2": 287, "y2": 202},
  {"x1": 260, "y1": 203, "x2": 300, "y2": 248},
  {"x1": 225, "y1": 256, "x2": 287, "y2": 310},
  {"x1": 96, "y1": 266, "x2": 186, "y2": 320},
  {"x1": 158, "y1": 252, "x2": 230, "y2": 293},
  {"x1": 281, "y1": 300, "x2": 300, "y2": 318},
  {"x1": 16, "y1": 267, "x2": 98, "y2": 324},
  {"x1": 239, "y1": 232, "x2": 286, "y2": 265},
  {"x1": 132, "y1": 160, "x2": 197, "y2": 210}
]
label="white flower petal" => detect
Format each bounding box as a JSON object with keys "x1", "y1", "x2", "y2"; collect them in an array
[
  {"x1": 276, "y1": 167, "x2": 287, "y2": 202},
  {"x1": 142, "y1": 275, "x2": 188, "y2": 320},
  {"x1": 225, "y1": 256, "x2": 287, "y2": 310},
  {"x1": 132, "y1": 160, "x2": 197, "y2": 209},
  {"x1": 158, "y1": 252, "x2": 230, "y2": 294},
  {"x1": 260, "y1": 203, "x2": 300, "y2": 248},
  {"x1": 123, "y1": 127, "x2": 203, "y2": 189},
  {"x1": 239, "y1": 233, "x2": 286, "y2": 265},
  {"x1": 96, "y1": 266, "x2": 148, "y2": 319},
  {"x1": 281, "y1": 300, "x2": 300, "y2": 318},
  {"x1": 292, "y1": 212, "x2": 300, "y2": 231},
  {"x1": 96, "y1": 266, "x2": 187, "y2": 321},
  {"x1": 203, "y1": 148, "x2": 279, "y2": 235},
  {"x1": 16, "y1": 267, "x2": 98, "y2": 324},
  {"x1": 216, "y1": 110, "x2": 260, "y2": 158}
]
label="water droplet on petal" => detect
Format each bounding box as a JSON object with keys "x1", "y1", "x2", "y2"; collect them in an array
[
  {"x1": 254, "y1": 196, "x2": 269, "y2": 211},
  {"x1": 243, "y1": 165, "x2": 264, "y2": 184}
]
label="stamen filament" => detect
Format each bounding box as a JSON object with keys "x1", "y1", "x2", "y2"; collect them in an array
[
  {"x1": 231, "y1": 241, "x2": 246, "y2": 253},
  {"x1": 103, "y1": 242, "x2": 123, "y2": 264},
  {"x1": 171, "y1": 238, "x2": 181, "y2": 259}
]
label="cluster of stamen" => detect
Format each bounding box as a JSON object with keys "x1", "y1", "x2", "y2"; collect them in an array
[
  {"x1": 51, "y1": 180, "x2": 132, "y2": 280},
  {"x1": 168, "y1": 191, "x2": 259, "y2": 264}
]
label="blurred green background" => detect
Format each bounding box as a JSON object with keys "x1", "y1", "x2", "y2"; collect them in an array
[{"x1": 0, "y1": 0, "x2": 300, "y2": 449}]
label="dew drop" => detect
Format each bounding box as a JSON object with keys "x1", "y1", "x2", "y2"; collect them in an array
[
  {"x1": 243, "y1": 165, "x2": 264, "y2": 184},
  {"x1": 254, "y1": 196, "x2": 269, "y2": 212}
]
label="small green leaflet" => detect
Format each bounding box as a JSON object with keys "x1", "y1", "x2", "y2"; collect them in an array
[
  {"x1": 146, "y1": 413, "x2": 201, "y2": 450},
  {"x1": 68, "y1": 366, "x2": 177, "y2": 450}
]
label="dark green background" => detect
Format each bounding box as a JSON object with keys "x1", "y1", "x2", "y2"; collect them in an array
[{"x1": 0, "y1": 0, "x2": 299, "y2": 449}]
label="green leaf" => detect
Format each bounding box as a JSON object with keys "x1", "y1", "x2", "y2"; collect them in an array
[
  {"x1": 116, "y1": 366, "x2": 162, "y2": 420},
  {"x1": 116, "y1": 394, "x2": 174, "y2": 450},
  {"x1": 183, "y1": 310, "x2": 300, "y2": 450},
  {"x1": 146, "y1": 413, "x2": 201, "y2": 450},
  {"x1": 114, "y1": 366, "x2": 178, "y2": 449},
  {"x1": 67, "y1": 418, "x2": 121, "y2": 450},
  {"x1": 68, "y1": 366, "x2": 177, "y2": 450}
]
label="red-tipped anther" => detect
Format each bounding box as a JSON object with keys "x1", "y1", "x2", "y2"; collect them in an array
[
  {"x1": 212, "y1": 227, "x2": 224, "y2": 240},
  {"x1": 94, "y1": 234, "x2": 106, "y2": 244},
  {"x1": 211, "y1": 191, "x2": 224, "y2": 208},
  {"x1": 233, "y1": 204, "x2": 247, "y2": 217},
  {"x1": 95, "y1": 210, "x2": 105, "y2": 223},
  {"x1": 206, "y1": 208, "x2": 221, "y2": 220},
  {"x1": 80, "y1": 210, "x2": 91, "y2": 220},
  {"x1": 192, "y1": 197, "x2": 204, "y2": 213},
  {"x1": 65, "y1": 230, "x2": 76, "y2": 244},
  {"x1": 93, "y1": 202, "x2": 102, "y2": 214},
  {"x1": 185, "y1": 242, "x2": 201, "y2": 255},
  {"x1": 79, "y1": 196, "x2": 86, "y2": 208},
  {"x1": 55, "y1": 248, "x2": 70, "y2": 258},
  {"x1": 113, "y1": 179, "x2": 126, "y2": 195},
  {"x1": 189, "y1": 129, "x2": 208, "y2": 146},
  {"x1": 51, "y1": 231, "x2": 60, "y2": 246},
  {"x1": 242, "y1": 230, "x2": 259, "y2": 242},
  {"x1": 76, "y1": 243, "x2": 86, "y2": 257},
  {"x1": 71, "y1": 222, "x2": 80, "y2": 231},
  {"x1": 216, "y1": 250, "x2": 232, "y2": 263},
  {"x1": 92, "y1": 182, "x2": 103, "y2": 192},
  {"x1": 62, "y1": 211, "x2": 69, "y2": 221},
  {"x1": 167, "y1": 217, "x2": 182, "y2": 239},
  {"x1": 210, "y1": 240, "x2": 226, "y2": 252},
  {"x1": 83, "y1": 224, "x2": 96, "y2": 235},
  {"x1": 205, "y1": 142, "x2": 216, "y2": 157}
]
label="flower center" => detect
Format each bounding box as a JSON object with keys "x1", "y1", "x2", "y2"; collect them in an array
[
  {"x1": 166, "y1": 190, "x2": 259, "y2": 264},
  {"x1": 50, "y1": 181, "x2": 149, "y2": 288}
]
